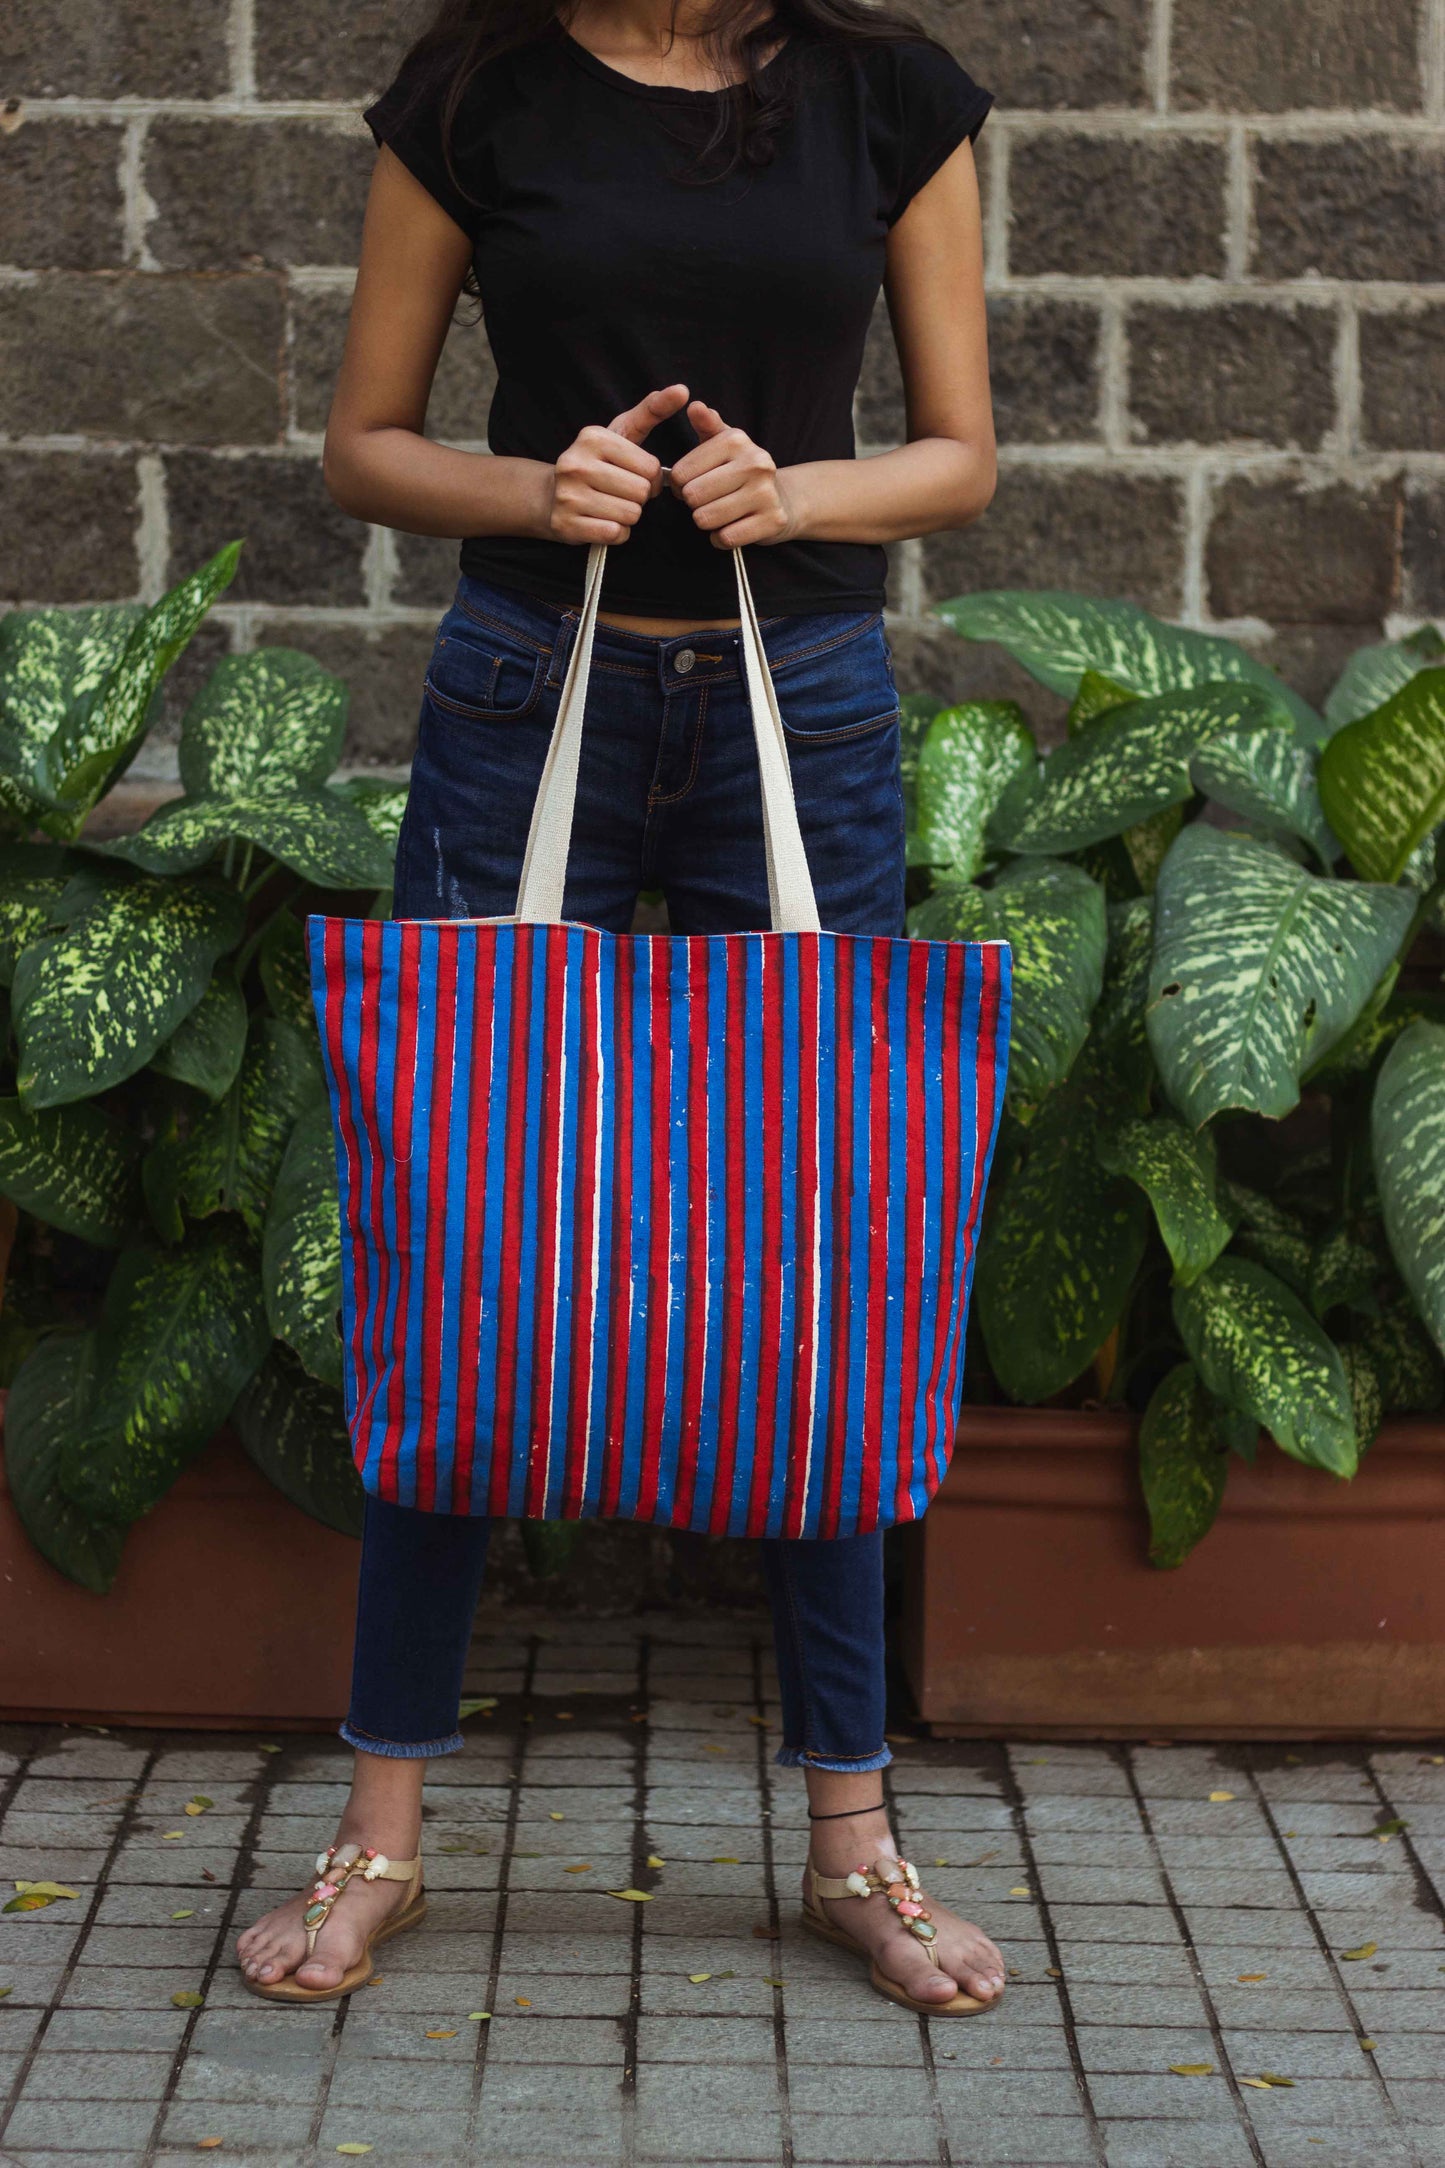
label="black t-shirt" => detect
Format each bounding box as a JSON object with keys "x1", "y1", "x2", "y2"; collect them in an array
[{"x1": 364, "y1": 25, "x2": 991, "y2": 617}]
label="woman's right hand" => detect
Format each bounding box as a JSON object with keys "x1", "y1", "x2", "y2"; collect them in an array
[{"x1": 543, "y1": 384, "x2": 690, "y2": 544}]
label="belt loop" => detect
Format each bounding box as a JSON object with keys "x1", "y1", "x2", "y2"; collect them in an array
[{"x1": 547, "y1": 609, "x2": 580, "y2": 691}]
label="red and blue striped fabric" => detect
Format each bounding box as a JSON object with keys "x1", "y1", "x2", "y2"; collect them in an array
[{"x1": 308, "y1": 918, "x2": 1010, "y2": 1537}]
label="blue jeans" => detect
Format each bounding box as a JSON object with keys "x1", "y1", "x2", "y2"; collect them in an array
[{"x1": 343, "y1": 569, "x2": 906, "y2": 1771}]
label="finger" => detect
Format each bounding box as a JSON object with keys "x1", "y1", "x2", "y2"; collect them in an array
[
  {"x1": 711, "y1": 507, "x2": 789, "y2": 549},
  {"x1": 565, "y1": 484, "x2": 646, "y2": 526},
  {"x1": 564, "y1": 514, "x2": 637, "y2": 545},
  {"x1": 608, "y1": 383, "x2": 690, "y2": 443},
  {"x1": 676, "y1": 460, "x2": 753, "y2": 509},
  {"x1": 687, "y1": 398, "x2": 729, "y2": 439},
  {"x1": 691, "y1": 479, "x2": 768, "y2": 533},
  {"x1": 571, "y1": 428, "x2": 658, "y2": 484},
  {"x1": 669, "y1": 432, "x2": 742, "y2": 491}
]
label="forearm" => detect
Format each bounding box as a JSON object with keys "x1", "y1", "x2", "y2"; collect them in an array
[
  {"x1": 323, "y1": 426, "x2": 552, "y2": 542},
  {"x1": 779, "y1": 438, "x2": 995, "y2": 547}
]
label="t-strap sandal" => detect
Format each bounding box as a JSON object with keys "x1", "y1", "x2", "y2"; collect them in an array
[
  {"x1": 802, "y1": 1850, "x2": 1000, "y2": 2016},
  {"x1": 246, "y1": 1840, "x2": 427, "y2": 2004}
]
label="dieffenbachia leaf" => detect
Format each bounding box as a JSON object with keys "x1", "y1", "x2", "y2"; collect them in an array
[
  {"x1": 1318, "y1": 669, "x2": 1445, "y2": 884},
  {"x1": 179, "y1": 649, "x2": 347, "y2": 796},
  {"x1": 1096, "y1": 1115, "x2": 1232, "y2": 1284},
  {"x1": 1091, "y1": 898, "x2": 1155, "y2": 1101},
  {"x1": 3, "y1": 1332, "x2": 126, "y2": 1591},
  {"x1": 1190, "y1": 730, "x2": 1338, "y2": 863},
  {"x1": 1172, "y1": 1256, "x2": 1358, "y2": 1477},
  {"x1": 34, "y1": 546, "x2": 241, "y2": 837},
  {"x1": 262, "y1": 1099, "x2": 342, "y2": 1388},
  {"x1": 145, "y1": 1016, "x2": 323, "y2": 1242},
  {"x1": 1138, "y1": 1361, "x2": 1232, "y2": 1569},
  {"x1": 12, "y1": 871, "x2": 244, "y2": 1109},
  {"x1": 0, "y1": 1097, "x2": 141, "y2": 1247},
  {"x1": 1339, "y1": 1341, "x2": 1383, "y2": 1457},
  {"x1": 933, "y1": 589, "x2": 1317, "y2": 737},
  {"x1": 59, "y1": 1222, "x2": 270, "y2": 1523},
  {"x1": 992, "y1": 684, "x2": 1281, "y2": 856},
  {"x1": 332, "y1": 774, "x2": 410, "y2": 850},
  {"x1": 909, "y1": 858, "x2": 1105, "y2": 1115},
  {"x1": 975, "y1": 1049, "x2": 1150, "y2": 1400},
  {"x1": 1308, "y1": 1226, "x2": 1380, "y2": 1322},
  {"x1": 257, "y1": 911, "x2": 316, "y2": 1038},
  {"x1": 1147, "y1": 826, "x2": 1414, "y2": 1126},
  {"x1": 0, "y1": 844, "x2": 82, "y2": 985},
  {"x1": 149, "y1": 962, "x2": 247, "y2": 1102},
  {"x1": 1325, "y1": 633, "x2": 1444, "y2": 731},
  {"x1": 1067, "y1": 669, "x2": 1134, "y2": 734},
  {"x1": 913, "y1": 701, "x2": 1036, "y2": 883},
  {"x1": 0, "y1": 605, "x2": 141, "y2": 830},
  {"x1": 106, "y1": 788, "x2": 393, "y2": 890},
  {"x1": 231, "y1": 1342, "x2": 363, "y2": 1537},
  {"x1": 1372, "y1": 1020, "x2": 1445, "y2": 1356},
  {"x1": 898, "y1": 694, "x2": 939, "y2": 858},
  {"x1": 1358, "y1": 1292, "x2": 1444, "y2": 1414}
]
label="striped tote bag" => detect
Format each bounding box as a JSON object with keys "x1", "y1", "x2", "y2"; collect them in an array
[{"x1": 308, "y1": 545, "x2": 1011, "y2": 1537}]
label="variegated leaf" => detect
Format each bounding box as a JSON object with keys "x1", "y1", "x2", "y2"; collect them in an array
[
  {"x1": 1358, "y1": 1292, "x2": 1443, "y2": 1414},
  {"x1": 934, "y1": 589, "x2": 1316, "y2": 736},
  {"x1": 149, "y1": 962, "x2": 247, "y2": 1101},
  {"x1": 1340, "y1": 1341, "x2": 1383, "y2": 1455},
  {"x1": 35, "y1": 545, "x2": 241, "y2": 836},
  {"x1": 232, "y1": 1342, "x2": 363, "y2": 1537},
  {"x1": 910, "y1": 858, "x2": 1106, "y2": 1114},
  {"x1": 332, "y1": 773, "x2": 410, "y2": 850},
  {"x1": 262, "y1": 1099, "x2": 342, "y2": 1388},
  {"x1": 179, "y1": 649, "x2": 347, "y2": 797},
  {"x1": 146, "y1": 1015, "x2": 322, "y2": 1241},
  {"x1": 108, "y1": 787, "x2": 393, "y2": 890},
  {"x1": 0, "y1": 843, "x2": 80, "y2": 985},
  {"x1": 3, "y1": 1332, "x2": 125, "y2": 1591},
  {"x1": 1191, "y1": 729, "x2": 1338, "y2": 862},
  {"x1": 1138, "y1": 1361, "x2": 1231, "y2": 1569},
  {"x1": 1308, "y1": 1227, "x2": 1380, "y2": 1321},
  {"x1": 1147, "y1": 826, "x2": 1414, "y2": 1125},
  {"x1": 1325, "y1": 632, "x2": 1444, "y2": 731},
  {"x1": 1096, "y1": 1115, "x2": 1232, "y2": 1284},
  {"x1": 1067, "y1": 669, "x2": 1134, "y2": 734},
  {"x1": 59, "y1": 1222, "x2": 270, "y2": 1523},
  {"x1": 975, "y1": 1050, "x2": 1150, "y2": 1399},
  {"x1": 0, "y1": 1097, "x2": 141, "y2": 1247},
  {"x1": 1372, "y1": 1019, "x2": 1445, "y2": 1356},
  {"x1": 12, "y1": 872, "x2": 244, "y2": 1108},
  {"x1": 1091, "y1": 897, "x2": 1155, "y2": 1099},
  {"x1": 913, "y1": 701, "x2": 1036, "y2": 883},
  {"x1": 993, "y1": 684, "x2": 1281, "y2": 855},
  {"x1": 0, "y1": 605, "x2": 141, "y2": 828},
  {"x1": 1318, "y1": 669, "x2": 1445, "y2": 884},
  {"x1": 1173, "y1": 1256, "x2": 1358, "y2": 1476},
  {"x1": 258, "y1": 910, "x2": 316, "y2": 1037}
]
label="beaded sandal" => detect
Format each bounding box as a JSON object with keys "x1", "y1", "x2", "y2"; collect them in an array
[
  {"x1": 802, "y1": 1851, "x2": 1000, "y2": 2016},
  {"x1": 245, "y1": 1841, "x2": 426, "y2": 2004}
]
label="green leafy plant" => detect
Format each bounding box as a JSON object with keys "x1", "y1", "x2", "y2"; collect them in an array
[
  {"x1": 0, "y1": 546, "x2": 407, "y2": 1589},
  {"x1": 911, "y1": 595, "x2": 1445, "y2": 1566}
]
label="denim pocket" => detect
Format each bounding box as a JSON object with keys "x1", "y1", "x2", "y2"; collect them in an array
[
  {"x1": 771, "y1": 616, "x2": 899, "y2": 745},
  {"x1": 424, "y1": 606, "x2": 551, "y2": 723}
]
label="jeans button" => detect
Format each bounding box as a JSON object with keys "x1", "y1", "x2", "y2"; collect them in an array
[{"x1": 674, "y1": 647, "x2": 696, "y2": 675}]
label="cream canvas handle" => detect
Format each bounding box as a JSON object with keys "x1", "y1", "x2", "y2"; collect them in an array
[{"x1": 514, "y1": 545, "x2": 823, "y2": 934}]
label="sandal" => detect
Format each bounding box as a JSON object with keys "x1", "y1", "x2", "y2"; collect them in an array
[
  {"x1": 802, "y1": 1850, "x2": 1001, "y2": 2016},
  {"x1": 245, "y1": 1840, "x2": 427, "y2": 2004}
]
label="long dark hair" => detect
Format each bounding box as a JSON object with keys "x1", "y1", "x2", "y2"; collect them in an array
[{"x1": 397, "y1": 0, "x2": 932, "y2": 190}]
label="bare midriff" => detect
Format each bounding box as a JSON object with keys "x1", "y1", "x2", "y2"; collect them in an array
[{"x1": 597, "y1": 610, "x2": 743, "y2": 635}]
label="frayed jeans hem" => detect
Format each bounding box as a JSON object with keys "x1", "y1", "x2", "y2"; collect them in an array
[
  {"x1": 340, "y1": 1721, "x2": 464, "y2": 1760},
  {"x1": 774, "y1": 1745, "x2": 893, "y2": 1774}
]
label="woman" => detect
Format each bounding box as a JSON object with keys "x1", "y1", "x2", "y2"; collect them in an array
[{"x1": 238, "y1": 0, "x2": 1004, "y2": 2013}]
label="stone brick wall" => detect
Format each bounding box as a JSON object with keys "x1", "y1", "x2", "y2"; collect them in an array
[{"x1": 3, "y1": 0, "x2": 1444, "y2": 762}]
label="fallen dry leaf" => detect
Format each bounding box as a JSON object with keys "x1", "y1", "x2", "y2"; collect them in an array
[
  {"x1": 185, "y1": 1797, "x2": 213, "y2": 1816},
  {"x1": 1340, "y1": 1943, "x2": 1377, "y2": 1961},
  {"x1": 712, "y1": 1856, "x2": 739, "y2": 1865},
  {"x1": 1208, "y1": 1791, "x2": 1235, "y2": 1803},
  {"x1": 689, "y1": 1972, "x2": 713, "y2": 1983},
  {"x1": 201, "y1": 1870, "x2": 217, "y2": 1883},
  {"x1": 15, "y1": 1882, "x2": 78, "y2": 1900},
  {"x1": 630, "y1": 1712, "x2": 648, "y2": 1723},
  {"x1": 607, "y1": 1888, "x2": 652, "y2": 1902},
  {"x1": 424, "y1": 2029, "x2": 457, "y2": 2039},
  {"x1": 0, "y1": 1988, "x2": 11, "y2": 2000},
  {"x1": 1257, "y1": 2072, "x2": 1294, "y2": 2088},
  {"x1": 646, "y1": 1855, "x2": 666, "y2": 1868},
  {"x1": 934, "y1": 1858, "x2": 950, "y2": 1868},
  {"x1": 1168, "y1": 2063, "x2": 1213, "y2": 2077},
  {"x1": 366, "y1": 1975, "x2": 383, "y2": 1986},
  {"x1": 564, "y1": 1864, "x2": 592, "y2": 1874},
  {"x1": 162, "y1": 1831, "x2": 184, "y2": 1841},
  {"x1": 554, "y1": 1711, "x2": 573, "y2": 1720},
  {"x1": 259, "y1": 1743, "x2": 281, "y2": 1754},
  {"x1": 1359, "y1": 2038, "x2": 1377, "y2": 2052},
  {"x1": 1045, "y1": 1967, "x2": 1062, "y2": 1980},
  {"x1": 702, "y1": 1744, "x2": 725, "y2": 1755},
  {"x1": 336, "y1": 2148, "x2": 373, "y2": 2158},
  {"x1": 515, "y1": 1996, "x2": 532, "y2": 2008},
  {"x1": 171, "y1": 1991, "x2": 204, "y2": 2009},
  {"x1": 1237, "y1": 1973, "x2": 1268, "y2": 1983},
  {"x1": 197, "y1": 2140, "x2": 224, "y2": 2150},
  {"x1": 4, "y1": 1895, "x2": 51, "y2": 1913},
  {"x1": 1009, "y1": 1887, "x2": 1031, "y2": 1898},
  {"x1": 1373, "y1": 1818, "x2": 1408, "y2": 1839},
  {"x1": 1238, "y1": 2077, "x2": 1270, "y2": 2090},
  {"x1": 172, "y1": 1909, "x2": 195, "y2": 1921},
  {"x1": 747, "y1": 1715, "x2": 769, "y2": 1727},
  {"x1": 762, "y1": 1975, "x2": 784, "y2": 1987},
  {"x1": 458, "y1": 1698, "x2": 497, "y2": 1718},
  {"x1": 468, "y1": 2011, "x2": 491, "y2": 2021},
  {"x1": 549, "y1": 1812, "x2": 565, "y2": 1822}
]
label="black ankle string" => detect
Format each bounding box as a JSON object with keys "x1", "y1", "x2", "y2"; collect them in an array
[{"x1": 807, "y1": 1799, "x2": 887, "y2": 1821}]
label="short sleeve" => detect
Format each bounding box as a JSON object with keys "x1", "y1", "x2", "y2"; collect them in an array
[
  {"x1": 874, "y1": 40, "x2": 993, "y2": 226},
  {"x1": 363, "y1": 50, "x2": 484, "y2": 237}
]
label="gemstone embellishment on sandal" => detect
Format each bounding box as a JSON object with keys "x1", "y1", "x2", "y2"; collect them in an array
[{"x1": 838, "y1": 1855, "x2": 939, "y2": 1945}]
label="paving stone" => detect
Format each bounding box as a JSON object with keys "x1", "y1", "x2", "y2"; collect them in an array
[
  {"x1": 326, "y1": 2055, "x2": 477, "y2": 2107},
  {"x1": 636, "y1": 2014, "x2": 776, "y2": 2061},
  {"x1": 1100, "y1": 2123, "x2": 1257, "y2": 2168},
  {"x1": 1209, "y1": 1989, "x2": 1357, "y2": 2030},
  {"x1": 790, "y1": 2112, "x2": 945, "y2": 2162},
  {"x1": 1074, "y1": 2023, "x2": 1218, "y2": 2072},
  {"x1": 5, "y1": 2100, "x2": 160, "y2": 2146},
  {"x1": 18, "y1": 2048, "x2": 173, "y2": 2100},
  {"x1": 787, "y1": 2064, "x2": 935, "y2": 2116},
  {"x1": 1222, "y1": 2027, "x2": 1377, "y2": 2078},
  {"x1": 316, "y1": 2105, "x2": 477, "y2": 2154},
  {"x1": 934, "y1": 2109, "x2": 1096, "y2": 2161},
  {"x1": 1050, "y1": 1942, "x2": 1197, "y2": 1986},
  {"x1": 1240, "y1": 2074, "x2": 1388, "y2": 2126}
]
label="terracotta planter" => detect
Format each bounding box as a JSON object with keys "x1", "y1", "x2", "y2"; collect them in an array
[
  {"x1": 0, "y1": 1431, "x2": 359, "y2": 1728},
  {"x1": 902, "y1": 1406, "x2": 1445, "y2": 1740}
]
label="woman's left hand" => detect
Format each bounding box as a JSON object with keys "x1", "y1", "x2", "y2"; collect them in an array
[{"x1": 668, "y1": 400, "x2": 799, "y2": 548}]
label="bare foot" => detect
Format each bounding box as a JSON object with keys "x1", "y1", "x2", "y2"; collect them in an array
[{"x1": 806, "y1": 1810, "x2": 1005, "y2": 2007}]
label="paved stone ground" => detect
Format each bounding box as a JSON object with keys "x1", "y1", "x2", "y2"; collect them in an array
[{"x1": 1, "y1": 1612, "x2": 1443, "y2": 2167}]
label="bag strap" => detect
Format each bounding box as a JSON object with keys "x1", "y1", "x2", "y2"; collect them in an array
[{"x1": 514, "y1": 545, "x2": 823, "y2": 934}]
